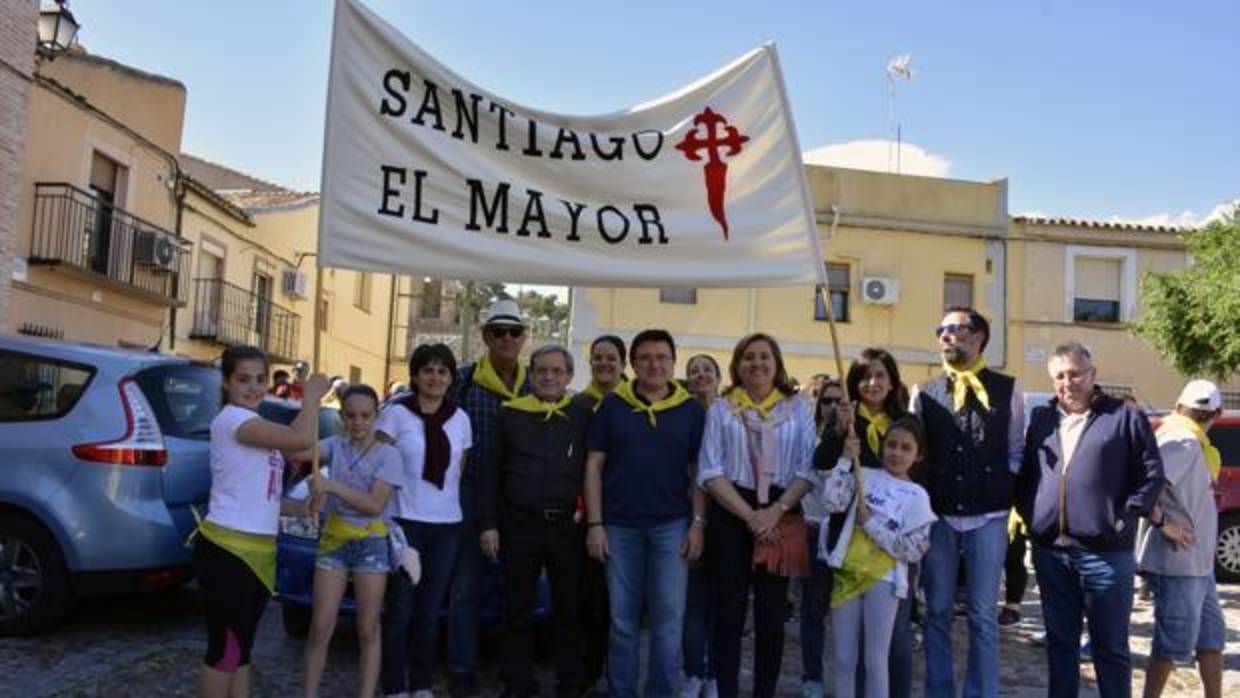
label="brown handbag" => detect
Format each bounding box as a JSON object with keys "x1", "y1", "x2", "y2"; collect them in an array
[{"x1": 752, "y1": 511, "x2": 811, "y2": 578}]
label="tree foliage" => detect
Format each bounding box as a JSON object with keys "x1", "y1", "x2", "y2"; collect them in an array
[{"x1": 1134, "y1": 209, "x2": 1240, "y2": 379}]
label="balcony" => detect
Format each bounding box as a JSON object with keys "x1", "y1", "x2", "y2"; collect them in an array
[
  {"x1": 190, "y1": 278, "x2": 300, "y2": 364},
  {"x1": 29, "y1": 182, "x2": 191, "y2": 306}
]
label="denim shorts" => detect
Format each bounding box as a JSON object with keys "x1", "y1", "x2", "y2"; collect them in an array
[
  {"x1": 317, "y1": 534, "x2": 390, "y2": 574},
  {"x1": 1148, "y1": 573, "x2": 1226, "y2": 663}
]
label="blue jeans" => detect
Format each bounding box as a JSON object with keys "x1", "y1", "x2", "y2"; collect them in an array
[
  {"x1": 683, "y1": 561, "x2": 715, "y2": 680},
  {"x1": 1147, "y1": 573, "x2": 1226, "y2": 662},
  {"x1": 605, "y1": 518, "x2": 690, "y2": 698},
  {"x1": 1033, "y1": 545, "x2": 1135, "y2": 698},
  {"x1": 921, "y1": 516, "x2": 1007, "y2": 698},
  {"x1": 380, "y1": 519, "x2": 462, "y2": 694},
  {"x1": 448, "y1": 491, "x2": 482, "y2": 678}
]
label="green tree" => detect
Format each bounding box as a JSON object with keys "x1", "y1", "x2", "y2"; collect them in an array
[{"x1": 1133, "y1": 208, "x2": 1240, "y2": 379}]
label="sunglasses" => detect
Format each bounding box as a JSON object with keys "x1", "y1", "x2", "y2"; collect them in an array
[
  {"x1": 487, "y1": 326, "x2": 525, "y2": 339},
  {"x1": 935, "y1": 323, "x2": 973, "y2": 338},
  {"x1": 818, "y1": 397, "x2": 842, "y2": 406}
]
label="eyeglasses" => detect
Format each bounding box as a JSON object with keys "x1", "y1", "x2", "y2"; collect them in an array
[
  {"x1": 935, "y1": 323, "x2": 974, "y2": 338},
  {"x1": 486, "y1": 327, "x2": 525, "y2": 339}
]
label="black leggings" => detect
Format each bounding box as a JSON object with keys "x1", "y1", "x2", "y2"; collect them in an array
[
  {"x1": 194, "y1": 536, "x2": 270, "y2": 672},
  {"x1": 1004, "y1": 527, "x2": 1029, "y2": 606}
]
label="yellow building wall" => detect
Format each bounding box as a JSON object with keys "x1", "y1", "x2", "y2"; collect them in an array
[{"x1": 10, "y1": 58, "x2": 185, "y2": 346}]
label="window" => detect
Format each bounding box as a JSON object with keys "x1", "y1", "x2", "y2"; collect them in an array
[
  {"x1": 354, "y1": 271, "x2": 373, "y2": 312},
  {"x1": 253, "y1": 272, "x2": 273, "y2": 344},
  {"x1": 943, "y1": 273, "x2": 974, "y2": 310},
  {"x1": 814, "y1": 262, "x2": 850, "y2": 323},
  {"x1": 132, "y1": 364, "x2": 221, "y2": 439},
  {"x1": 0, "y1": 351, "x2": 95, "y2": 421},
  {"x1": 1065, "y1": 246, "x2": 1135, "y2": 324},
  {"x1": 348, "y1": 365, "x2": 362, "y2": 385},
  {"x1": 1213, "y1": 422, "x2": 1240, "y2": 466},
  {"x1": 420, "y1": 279, "x2": 443, "y2": 319},
  {"x1": 318, "y1": 296, "x2": 331, "y2": 332},
  {"x1": 1222, "y1": 391, "x2": 1240, "y2": 410},
  {"x1": 659, "y1": 288, "x2": 697, "y2": 304}
]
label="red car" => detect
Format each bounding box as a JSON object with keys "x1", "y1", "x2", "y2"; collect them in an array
[{"x1": 1208, "y1": 412, "x2": 1240, "y2": 582}]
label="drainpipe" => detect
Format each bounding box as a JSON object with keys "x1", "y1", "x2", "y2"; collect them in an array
[{"x1": 168, "y1": 172, "x2": 186, "y2": 351}]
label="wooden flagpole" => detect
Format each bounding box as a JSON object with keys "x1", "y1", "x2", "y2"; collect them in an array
[
  {"x1": 309, "y1": 264, "x2": 325, "y2": 517},
  {"x1": 821, "y1": 206, "x2": 863, "y2": 500}
]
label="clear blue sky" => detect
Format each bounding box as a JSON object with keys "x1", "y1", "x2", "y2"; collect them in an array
[{"x1": 76, "y1": 0, "x2": 1237, "y2": 225}]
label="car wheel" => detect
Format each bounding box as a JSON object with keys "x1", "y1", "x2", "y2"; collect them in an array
[
  {"x1": 281, "y1": 603, "x2": 311, "y2": 637},
  {"x1": 1216, "y1": 513, "x2": 1240, "y2": 583},
  {"x1": 0, "y1": 513, "x2": 70, "y2": 636}
]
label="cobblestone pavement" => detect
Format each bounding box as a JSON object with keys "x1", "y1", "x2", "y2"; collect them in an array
[{"x1": 2, "y1": 581, "x2": 1239, "y2": 697}]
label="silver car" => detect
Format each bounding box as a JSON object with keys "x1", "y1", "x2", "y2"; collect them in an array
[{"x1": 0, "y1": 334, "x2": 217, "y2": 635}]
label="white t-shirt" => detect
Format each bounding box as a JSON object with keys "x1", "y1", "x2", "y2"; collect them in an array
[
  {"x1": 376, "y1": 402, "x2": 472, "y2": 523},
  {"x1": 207, "y1": 404, "x2": 285, "y2": 535}
]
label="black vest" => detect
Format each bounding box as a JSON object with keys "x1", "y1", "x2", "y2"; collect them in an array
[{"x1": 916, "y1": 368, "x2": 1016, "y2": 516}]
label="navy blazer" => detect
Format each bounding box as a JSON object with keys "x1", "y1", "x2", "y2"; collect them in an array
[{"x1": 1016, "y1": 390, "x2": 1164, "y2": 552}]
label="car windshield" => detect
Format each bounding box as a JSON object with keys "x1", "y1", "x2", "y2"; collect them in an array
[{"x1": 133, "y1": 364, "x2": 221, "y2": 439}]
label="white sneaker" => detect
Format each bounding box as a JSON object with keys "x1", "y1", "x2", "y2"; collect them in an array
[
  {"x1": 800, "y1": 680, "x2": 824, "y2": 698},
  {"x1": 681, "y1": 676, "x2": 704, "y2": 698},
  {"x1": 703, "y1": 679, "x2": 719, "y2": 698}
]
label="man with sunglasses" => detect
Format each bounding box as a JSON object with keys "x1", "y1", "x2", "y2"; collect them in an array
[
  {"x1": 911, "y1": 306, "x2": 1025, "y2": 698},
  {"x1": 448, "y1": 298, "x2": 531, "y2": 696}
]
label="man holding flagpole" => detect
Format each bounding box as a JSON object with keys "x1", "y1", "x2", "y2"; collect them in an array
[
  {"x1": 911, "y1": 307, "x2": 1024, "y2": 698},
  {"x1": 448, "y1": 298, "x2": 531, "y2": 696}
]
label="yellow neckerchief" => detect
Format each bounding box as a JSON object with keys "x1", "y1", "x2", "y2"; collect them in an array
[
  {"x1": 831, "y1": 523, "x2": 896, "y2": 608},
  {"x1": 318, "y1": 513, "x2": 388, "y2": 555},
  {"x1": 1158, "y1": 413, "x2": 1222, "y2": 481},
  {"x1": 473, "y1": 353, "x2": 526, "y2": 401},
  {"x1": 858, "y1": 403, "x2": 892, "y2": 457},
  {"x1": 584, "y1": 379, "x2": 620, "y2": 405},
  {"x1": 504, "y1": 394, "x2": 573, "y2": 421},
  {"x1": 613, "y1": 380, "x2": 693, "y2": 427},
  {"x1": 197, "y1": 518, "x2": 278, "y2": 593},
  {"x1": 943, "y1": 356, "x2": 990, "y2": 411},
  {"x1": 725, "y1": 386, "x2": 786, "y2": 420}
]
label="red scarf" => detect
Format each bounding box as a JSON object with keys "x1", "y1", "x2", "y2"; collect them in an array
[{"x1": 402, "y1": 396, "x2": 456, "y2": 489}]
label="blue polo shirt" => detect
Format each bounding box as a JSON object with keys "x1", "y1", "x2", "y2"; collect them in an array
[{"x1": 587, "y1": 390, "x2": 705, "y2": 528}]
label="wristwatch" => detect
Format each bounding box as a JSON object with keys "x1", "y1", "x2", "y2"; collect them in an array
[{"x1": 692, "y1": 514, "x2": 707, "y2": 527}]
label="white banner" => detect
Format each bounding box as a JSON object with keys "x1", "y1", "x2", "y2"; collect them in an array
[{"x1": 318, "y1": 0, "x2": 825, "y2": 287}]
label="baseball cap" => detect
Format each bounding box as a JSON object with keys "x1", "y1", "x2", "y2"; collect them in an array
[
  {"x1": 1176, "y1": 379, "x2": 1222, "y2": 411},
  {"x1": 482, "y1": 298, "x2": 526, "y2": 328}
]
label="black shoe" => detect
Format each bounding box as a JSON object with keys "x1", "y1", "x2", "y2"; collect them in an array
[
  {"x1": 997, "y1": 607, "x2": 1021, "y2": 626},
  {"x1": 450, "y1": 673, "x2": 480, "y2": 697}
]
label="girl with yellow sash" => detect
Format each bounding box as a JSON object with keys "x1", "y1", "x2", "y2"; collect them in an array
[
  {"x1": 819, "y1": 417, "x2": 936, "y2": 698},
  {"x1": 293, "y1": 384, "x2": 401, "y2": 698},
  {"x1": 810, "y1": 347, "x2": 912, "y2": 698},
  {"x1": 197, "y1": 346, "x2": 328, "y2": 698}
]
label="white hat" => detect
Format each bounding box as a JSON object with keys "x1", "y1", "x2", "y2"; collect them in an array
[
  {"x1": 1176, "y1": 379, "x2": 1222, "y2": 411},
  {"x1": 482, "y1": 298, "x2": 526, "y2": 327}
]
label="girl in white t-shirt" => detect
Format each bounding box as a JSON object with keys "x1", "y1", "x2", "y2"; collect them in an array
[
  {"x1": 375, "y1": 343, "x2": 472, "y2": 698},
  {"x1": 820, "y1": 416, "x2": 936, "y2": 698},
  {"x1": 291, "y1": 384, "x2": 402, "y2": 698},
  {"x1": 197, "y1": 345, "x2": 328, "y2": 698}
]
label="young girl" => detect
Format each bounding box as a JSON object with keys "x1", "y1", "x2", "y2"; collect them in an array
[
  {"x1": 298, "y1": 384, "x2": 402, "y2": 698},
  {"x1": 820, "y1": 416, "x2": 936, "y2": 698},
  {"x1": 198, "y1": 346, "x2": 328, "y2": 698}
]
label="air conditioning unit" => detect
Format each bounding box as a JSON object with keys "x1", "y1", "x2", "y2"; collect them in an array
[
  {"x1": 282, "y1": 268, "x2": 308, "y2": 298},
  {"x1": 861, "y1": 276, "x2": 900, "y2": 305},
  {"x1": 134, "y1": 231, "x2": 178, "y2": 272}
]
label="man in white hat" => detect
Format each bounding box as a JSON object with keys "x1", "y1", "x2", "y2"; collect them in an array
[
  {"x1": 1139, "y1": 379, "x2": 1226, "y2": 698},
  {"x1": 447, "y1": 298, "x2": 531, "y2": 695}
]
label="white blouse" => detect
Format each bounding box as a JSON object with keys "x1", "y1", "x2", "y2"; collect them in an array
[{"x1": 696, "y1": 396, "x2": 817, "y2": 491}]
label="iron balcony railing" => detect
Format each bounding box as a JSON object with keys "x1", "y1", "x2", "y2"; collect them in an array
[
  {"x1": 29, "y1": 182, "x2": 190, "y2": 305},
  {"x1": 190, "y1": 278, "x2": 300, "y2": 364}
]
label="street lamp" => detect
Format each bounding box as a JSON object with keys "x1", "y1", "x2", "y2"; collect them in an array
[{"x1": 37, "y1": 0, "x2": 80, "y2": 60}]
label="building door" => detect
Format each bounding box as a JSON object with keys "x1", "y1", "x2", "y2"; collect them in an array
[
  {"x1": 196, "y1": 249, "x2": 223, "y2": 336},
  {"x1": 87, "y1": 152, "x2": 127, "y2": 276},
  {"x1": 253, "y1": 272, "x2": 273, "y2": 351}
]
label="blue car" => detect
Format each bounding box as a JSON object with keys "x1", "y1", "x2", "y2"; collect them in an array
[
  {"x1": 265, "y1": 399, "x2": 551, "y2": 636},
  {"x1": 0, "y1": 334, "x2": 216, "y2": 635}
]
